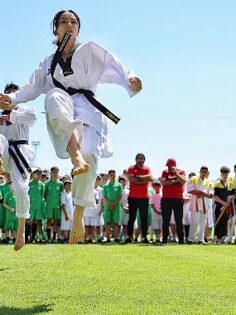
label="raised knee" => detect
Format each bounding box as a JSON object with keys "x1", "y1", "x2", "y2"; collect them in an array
[{"x1": 45, "y1": 88, "x2": 71, "y2": 104}]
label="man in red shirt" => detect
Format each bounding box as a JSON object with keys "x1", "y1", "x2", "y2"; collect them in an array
[
  {"x1": 126, "y1": 153, "x2": 152, "y2": 243},
  {"x1": 160, "y1": 158, "x2": 186, "y2": 244}
]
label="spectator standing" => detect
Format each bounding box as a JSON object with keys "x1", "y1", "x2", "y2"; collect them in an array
[
  {"x1": 61, "y1": 180, "x2": 73, "y2": 243},
  {"x1": 44, "y1": 166, "x2": 63, "y2": 242},
  {"x1": 28, "y1": 168, "x2": 45, "y2": 243},
  {"x1": 118, "y1": 176, "x2": 129, "y2": 240},
  {"x1": 213, "y1": 166, "x2": 235, "y2": 244},
  {"x1": 160, "y1": 158, "x2": 186, "y2": 244},
  {"x1": 103, "y1": 170, "x2": 122, "y2": 243},
  {"x1": 187, "y1": 166, "x2": 214, "y2": 244},
  {"x1": 126, "y1": 153, "x2": 152, "y2": 243},
  {"x1": 150, "y1": 181, "x2": 162, "y2": 243}
]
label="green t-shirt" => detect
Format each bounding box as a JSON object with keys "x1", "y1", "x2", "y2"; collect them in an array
[
  {"x1": 0, "y1": 182, "x2": 11, "y2": 210},
  {"x1": 0, "y1": 182, "x2": 10, "y2": 199},
  {"x1": 4, "y1": 191, "x2": 17, "y2": 221},
  {"x1": 28, "y1": 179, "x2": 45, "y2": 210},
  {"x1": 103, "y1": 182, "x2": 122, "y2": 212},
  {"x1": 44, "y1": 179, "x2": 63, "y2": 209},
  {"x1": 4, "y1": 191, "x2": 16, "y2": 209}
]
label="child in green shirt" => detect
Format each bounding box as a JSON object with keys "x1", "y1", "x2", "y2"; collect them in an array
[
  {"x1": 4, "y1": 186, "x2": 18, "y2": 244},
  {"x1": 44, "y1": 166, "x2": 63, "y2": 242}
]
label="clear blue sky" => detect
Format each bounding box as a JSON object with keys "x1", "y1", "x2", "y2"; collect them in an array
[{"x1": 0, "y1": 0, "x2": 235, "y2": 179}]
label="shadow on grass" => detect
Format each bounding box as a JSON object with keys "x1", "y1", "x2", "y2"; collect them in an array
[
  {"x1": 0, "y1": 304, "x2": 53, "y2": 315},
  {"x1": 0, "y1": 268, "x2": 10, "y2": 272}
]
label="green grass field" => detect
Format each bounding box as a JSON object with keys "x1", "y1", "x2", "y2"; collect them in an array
[{"x1": 0, "y1": 243, "x2": 236, "y2": 315}]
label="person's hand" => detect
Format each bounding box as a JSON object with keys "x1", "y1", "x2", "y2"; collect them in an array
[
  {"x1": 0, "y1": 115, "x2": 10, "y2": 125},
  {"x1": 197, "y1": 193, "x2": 202, "y2": 199},
  {"x1": 227, "y1": 195, "x2": 234, "y2": 203},
  {"x1": 0, "y1": 93, "x2": 15, "y2": 110},
  {"x1": 222, "y1": 202, "x2": 229, "y2": 210},
  {"x1": 65, "y1": 214, "x2": 69, "y2": 221},
  {"x1": 109, "y1": 202, "x2": 115, "y2": 210},
  {"x1": 170, "y1": 167, "x2": 177, "y2": 175},
  {"x1": 124, "y1": 208, "x2": 129, "y2": 214},
  {"x1": 11, "y1": 208, "x2": 15, "y2": 213},
  {"x1": 129, "y1": 77, "x2": 142, "y2": 92}
]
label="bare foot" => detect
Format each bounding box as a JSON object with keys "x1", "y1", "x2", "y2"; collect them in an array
[
  {"x1": 69, "y1": 213, "x2": 84, "y2": 244},
  {"x1": 73, "y1": 163, "x2": 90, "y2": 176},
  {"x1": 69, "y1": 220, "x2": 85, "y2": 244},
  {"x1": 14, "y1": 232, "x2": 25, "y2": 251}
]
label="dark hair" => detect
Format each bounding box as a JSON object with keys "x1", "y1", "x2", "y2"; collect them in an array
[
  {"x1": 118, "y1": 176, "x2": 126, "y2": 182},
  {"x1": 135, "y1": 153, "x2": 145, "y2": 161},
  {"x1": 152, "y1": 181, "x2": 161, "y2": 187},
  {"x1": 188, "y1": 172, "x2": 196, "y2": 179},
  {"x1": 100, "y1": 173, "x2": 107, "y2": 177},
  {"x1": 52, "y1": 10, "x2": 81, "y2": 45},
  {"x1": 4, "y1": 82, "x2": 19, "y2": 93},
  {"x1": 108, "y1": 169, "x2": 116, "y2": 175},
  {"x1": 51, "y1": 166, "x2": 59, "y2": 172},
  {"x1": 64, "y1": 180, "x2": 72, "y2": 186},
  {"x1": 220, "y1": 166, "x2": 230, "y2": 173},
  {"x1": 200, "y1": 166, "x2": 208, "y2": 172}
]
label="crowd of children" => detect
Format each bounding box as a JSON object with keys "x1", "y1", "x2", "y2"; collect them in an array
[{"x1": 0, "y1": 164, "x2": 235, "y2": 245}]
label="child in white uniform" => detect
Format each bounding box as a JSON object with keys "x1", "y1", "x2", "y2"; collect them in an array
[
  {"x1": 61, "y1": 180, "x2": 74, "y2": 242},
  {"x1": 0, "y1": 83, "x2": 36, "y2": 250},
  {"x1": 118, "y1": 176, "x2": 130, "y2": 240},
  {"x1": 187, "y1": 166, "x2": 214, "y2": 244}
]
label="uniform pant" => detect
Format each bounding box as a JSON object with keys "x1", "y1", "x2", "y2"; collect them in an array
[
  {"x1": 127, "y1": 197, "x2": 149, "y2": 238},
  {"x1": 45, "y1": 88, "x2": 100, "y2": 208},
  {"x1": 214, "y1": 205, "x2": 229, "y2": 239},
  {"x1": 161, "y1": 198, "x2": 184, "y2": 243},
  {"x1": 0, "y1": 135, "x2": 30, "y2": 219},
  {"x1": 188, "y1": 211, "x2": 207, "y2": 242}
]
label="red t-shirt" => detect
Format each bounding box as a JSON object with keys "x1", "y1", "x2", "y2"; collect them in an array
[
  {"x1": 161, "y1": 169, "x2": 185, "y2": 199},
  {"x1": 128, "y1": 164, "x2": 151, "y2": 198}
]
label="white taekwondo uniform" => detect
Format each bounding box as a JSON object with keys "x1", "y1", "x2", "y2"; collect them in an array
[
  {"x1": 0, "y1": 106, "x2": 36, "y2": 219},
  {"x1": 8, "y1": 41, "x2": 138, "y2": 208}
]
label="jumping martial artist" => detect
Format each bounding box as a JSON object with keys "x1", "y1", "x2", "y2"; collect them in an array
[{"x1": 0, "y1": 83, "x2": 36, "y2": 250}]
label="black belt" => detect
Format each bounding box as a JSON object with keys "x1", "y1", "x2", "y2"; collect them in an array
[
  {"x1": 8, "y1": 140, "x2": 32, "y2": 179},
  {"x1": 50, "y1": 33, "x2": 120, "y2": 124}
]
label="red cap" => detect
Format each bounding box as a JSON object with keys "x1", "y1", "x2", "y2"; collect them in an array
[{"x1": 165, "y1": 158, "x2": 176, "y2": 167}]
